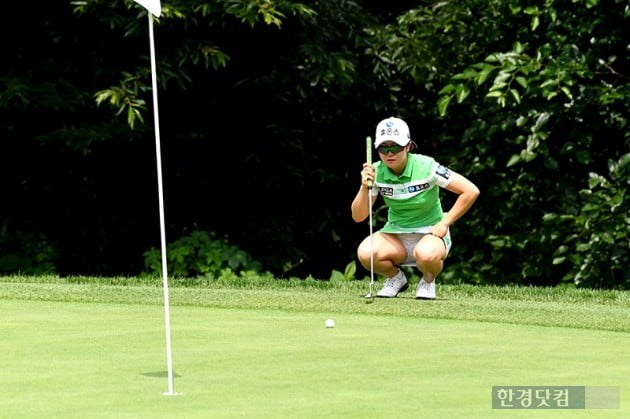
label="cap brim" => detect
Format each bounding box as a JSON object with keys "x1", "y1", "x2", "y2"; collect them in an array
[{"x1": 374, "y1": 137, "x2": 410, "y2": 148}]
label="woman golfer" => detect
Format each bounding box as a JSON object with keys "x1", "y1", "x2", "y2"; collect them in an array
[{"x1": 351, "y1": 117, "x2": 480, "y2": 299}]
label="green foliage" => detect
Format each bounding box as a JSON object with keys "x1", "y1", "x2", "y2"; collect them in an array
[
  {"x1": 328, "y1": 260, "x2": 357, "y2": 283},
  {"x1": 143, "y1": 230, "x2": 263, "y2": 278},
  {"x1": 76, "y1": 0, "x2": 316, "y2": 129},
  {"x1": 0, "y1": 224, "x2": 57, "y2": 275},
  {"x1": 2, "y1": 0, "x2": 627, "y2": 287},
  {"x1": 87, "y1": 0, "x2": 630, "y2": 287},
  {"x1": 543, "y1": 154, "x2": 629, "y2": 289},
  {"x1": 223, "y1": 0, "x2": 287, "y2": 27},
  {"x1": 94, "y1": 72, "x2": 148, "y2": 130},
  {"x1": 371, "y1": 0, "x2": 629, "y2": 288}
]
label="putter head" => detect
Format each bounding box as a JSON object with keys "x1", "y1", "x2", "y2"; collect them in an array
[{"x1": 365, "y1": 280, "x2": 374, "y2": 301}]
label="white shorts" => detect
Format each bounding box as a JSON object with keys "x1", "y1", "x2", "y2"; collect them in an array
[{"x1": 396, "y1": 230, "x2": 452, "y2": 267}]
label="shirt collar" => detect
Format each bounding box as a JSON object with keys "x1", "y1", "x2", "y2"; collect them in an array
[{"x1": 382, "y1": 153, "x2": 413, "y2": 180}]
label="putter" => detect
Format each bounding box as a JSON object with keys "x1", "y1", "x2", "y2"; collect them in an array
[{"x1": 365, "y1": 136, "x2": 375, "y2": 300}]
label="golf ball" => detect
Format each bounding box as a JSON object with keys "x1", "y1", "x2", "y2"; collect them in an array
[{"x1": 325, "y1": 319, "x2": 335, "y2": 328}]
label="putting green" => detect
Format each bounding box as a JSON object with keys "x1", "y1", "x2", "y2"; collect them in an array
[{"x1": 1, "y1": 300, "x2": 628, "y2": 418}]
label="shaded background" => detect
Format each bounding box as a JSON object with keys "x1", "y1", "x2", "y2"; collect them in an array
[{"x1": 1, "y1": 0, "x2": 628, "y2": 287}]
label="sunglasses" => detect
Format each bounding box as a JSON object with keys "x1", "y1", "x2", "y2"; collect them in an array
[{"x1": 377, "y1": 144, "x2": 406, "y2": 155}]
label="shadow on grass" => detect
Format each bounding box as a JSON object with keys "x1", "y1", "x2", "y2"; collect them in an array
[
  {"x1": 360, "y1": 293, "x2": 450, "y2": 301},
  {"x1": 141, "y1": 371, "x2": 182, "y2": 378}
]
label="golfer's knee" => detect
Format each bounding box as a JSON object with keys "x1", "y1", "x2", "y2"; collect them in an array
[
  {"x1": 414, "y1": 246, "x2": 442, "y2": 264},
  {"x1": 357, "y1": 243, "x2": 371, "y2": 265}
]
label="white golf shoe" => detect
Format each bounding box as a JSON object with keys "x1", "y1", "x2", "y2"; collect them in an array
[
  {"x1": 415, "y1": 279, "x2": 436, "y2": 300},
  {"x1": 376, "y1": 270, "x2": 408, "y2": 298}
]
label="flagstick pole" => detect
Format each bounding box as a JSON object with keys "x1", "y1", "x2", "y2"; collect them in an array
[{"x1": 147, "y1": 13, "x2": 176, "y2": 396}]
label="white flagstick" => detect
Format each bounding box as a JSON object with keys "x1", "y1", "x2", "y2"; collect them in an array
[
  {"x1": 139, "y1": 3, "x2": 179, "y2": 396},
  {"x1": 365, "y1": 136, "x2": 375, "y2": 300}
]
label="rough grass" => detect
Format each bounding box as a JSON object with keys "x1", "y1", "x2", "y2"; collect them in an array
[{"x1": 1, "y1": 275, "x2": 628, "y2": 333}]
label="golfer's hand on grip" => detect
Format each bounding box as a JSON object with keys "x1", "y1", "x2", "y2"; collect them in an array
[{"x1": 361, "y1": 163, "x2": 375, "y2": 189}]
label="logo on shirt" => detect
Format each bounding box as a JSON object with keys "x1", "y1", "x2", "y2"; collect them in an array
[
  {"x1": 436, "y1": 165, "x2": 451, "y2": 180},
  {"x1": 408, "y1": 183, "x2": 429, "y2": 193},
  {"x1": 378, "y1": 186, "x2": 394, "y2": 196}
]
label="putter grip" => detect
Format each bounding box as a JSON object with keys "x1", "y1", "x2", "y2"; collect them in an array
[{"x1": 366, "y1": 136, "x2": 372, "y2": 188}]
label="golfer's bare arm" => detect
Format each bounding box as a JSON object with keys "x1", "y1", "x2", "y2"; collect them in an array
[
  {"x1": 351, "y1": 163, "x2": 377, "y2": 222},
  {"x1": 440, "y1": 173, "x2": 480, "y2": 228}
]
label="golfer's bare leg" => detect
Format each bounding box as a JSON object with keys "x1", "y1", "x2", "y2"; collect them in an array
[
  {"x1": 357, "y1": 232, "x2": 406, "y2": 277},
  {"x1": 413, "y1": 234, "x2": 447, "y2": 283}
]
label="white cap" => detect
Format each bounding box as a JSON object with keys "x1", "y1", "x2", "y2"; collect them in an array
[{"x1": 374, "y1": 117, "x2": 411, "y2": 147}]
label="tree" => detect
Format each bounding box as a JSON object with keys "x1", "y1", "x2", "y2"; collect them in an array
[
  {"x1": 370, "y1": 0, "x2": 629, "y2": 287},
  {"x1": 1, "y1": 0, "x2": 627, "y2": 288}
]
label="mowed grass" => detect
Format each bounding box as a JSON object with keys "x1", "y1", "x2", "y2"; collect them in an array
[{"x1": 1, "y1": 276, "x2": 629, "y2": 418}]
